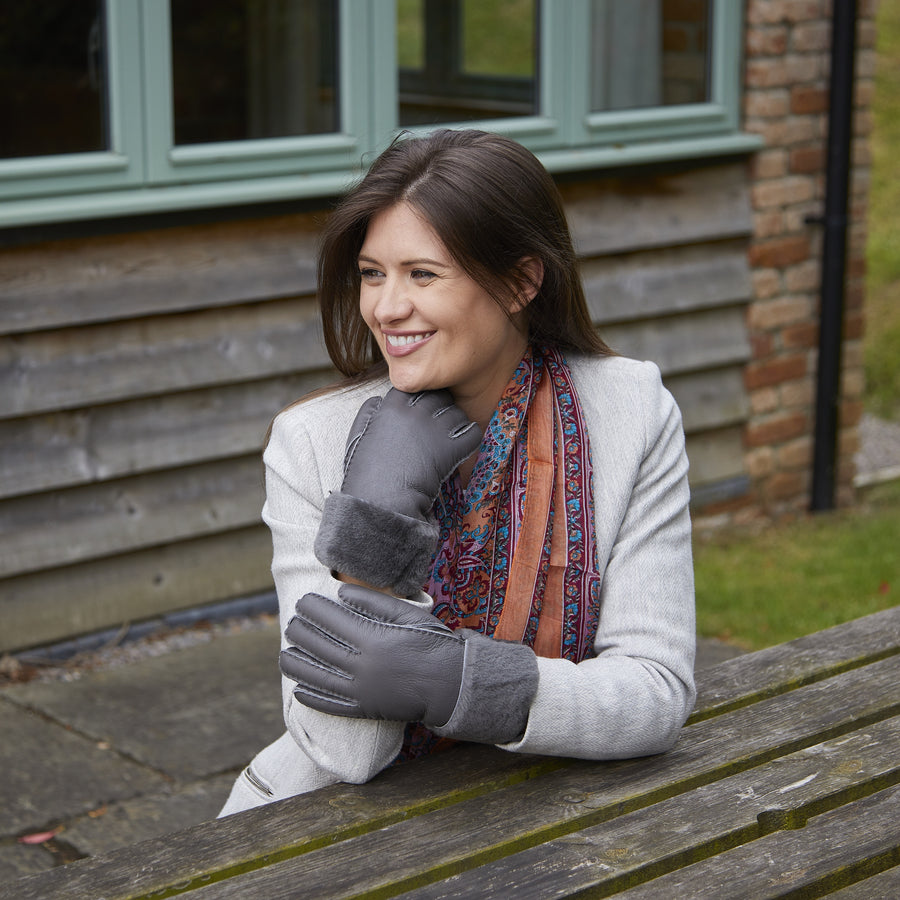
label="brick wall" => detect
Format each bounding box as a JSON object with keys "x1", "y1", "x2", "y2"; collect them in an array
[{"x1": 701, "y1": 0, "x2": 877, "y2": 527}]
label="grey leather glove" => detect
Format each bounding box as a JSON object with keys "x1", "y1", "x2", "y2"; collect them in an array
[
  {"x1": 280, "y1": 582, "x2": 465, "y2": 727},
  {"x1": 280, "y1": 583, "x2": 540, "y2": 743},
  {"x1": 314, "y1": 389, "x2": 482, "y2": 596}
]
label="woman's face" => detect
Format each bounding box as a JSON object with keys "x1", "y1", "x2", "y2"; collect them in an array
[{"x1": 358, "y1": 202, "x2": 529, "y2": 426}]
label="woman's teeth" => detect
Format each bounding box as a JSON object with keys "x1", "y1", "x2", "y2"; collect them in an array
[{"x1": 386, "y1": 333, "x2": 430, "y2": 347}]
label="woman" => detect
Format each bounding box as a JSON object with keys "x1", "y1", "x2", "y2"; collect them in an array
[{"x1": 219, "y1": 129, "x2": 695, "y2": 815}]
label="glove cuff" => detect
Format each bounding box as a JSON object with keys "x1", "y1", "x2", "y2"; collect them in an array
[
  {"x1": 314, "y1": 491, "x2": 439, "y2": 597},
  {"x1": 428, "y1": 631, "x2": 539, "y2": 744}
]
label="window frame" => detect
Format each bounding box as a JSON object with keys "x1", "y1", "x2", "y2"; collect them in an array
[{"x1": 0, "y1": 0, "x2": 760, "y2": 228}]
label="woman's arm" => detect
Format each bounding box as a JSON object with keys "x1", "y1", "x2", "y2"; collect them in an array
[{"x1": 264, "y1": 402, "x2": 410, "y2": 784}]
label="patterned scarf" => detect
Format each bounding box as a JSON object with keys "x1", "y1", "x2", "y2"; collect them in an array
[{"x1": 397, "y1": 346, "x2": 601, "y2": 760}]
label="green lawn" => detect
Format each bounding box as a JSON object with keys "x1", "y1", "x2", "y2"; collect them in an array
[
  {"x1": 694, "y1": 480, "x2": 900, "y2": 651},
  {"x1": 865, "y1": 0, "x2": 900, "y2": 419}
]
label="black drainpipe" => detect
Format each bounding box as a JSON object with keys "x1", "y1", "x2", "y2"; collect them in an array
[{"x1": 810, "y1": 0, "x2": 859, "y2": 511}]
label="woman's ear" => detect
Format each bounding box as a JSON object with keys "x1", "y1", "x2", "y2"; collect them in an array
[{"x1": 510, "y1": 256, "x2": 544, "y2": 312}]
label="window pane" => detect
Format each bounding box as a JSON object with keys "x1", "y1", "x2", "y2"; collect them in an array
[
  {"x1": 398, "y1": 0, "x2": 537, "y2": 127},
  {"x1": 0, "y1": 1, "x2": 108, "y2": 160},
  {"x1": 171, "y1": 0, "x2": 338, "y2": 146},
  {"x1": 591, "y1": 0, "x2": 710, "y2": 112}
]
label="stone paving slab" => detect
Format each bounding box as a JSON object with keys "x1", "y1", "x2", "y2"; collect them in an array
[
  {"x1": 0, "y1": 842, "x2": 56, "y2": 883},
  {"x1": 4, "y1": 627, "x2": 284, "y2": 782},
  {"x1": 60, "y1": 773, "x2": 237, "y2": 857},
  {"x1": 0, "y1": 697, "x2": 166, "y2": 838}
]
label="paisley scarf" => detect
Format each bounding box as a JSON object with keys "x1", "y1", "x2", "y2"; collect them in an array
[{"x1": 398, "y1": 346, "x2": 602, "y2": 760}]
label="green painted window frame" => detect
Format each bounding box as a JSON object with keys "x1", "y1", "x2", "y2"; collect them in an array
[{"x1": 0, "y1": 0, "x2": 760, "y2": 228}]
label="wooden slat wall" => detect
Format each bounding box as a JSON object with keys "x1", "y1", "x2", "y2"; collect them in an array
[{"x1": 0, "y1": 162, "x2": 753, "y2": 653}]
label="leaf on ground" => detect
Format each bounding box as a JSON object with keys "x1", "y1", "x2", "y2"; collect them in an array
[{"x1": 18, "y1": 829, "x2": 61, "y2": 845}]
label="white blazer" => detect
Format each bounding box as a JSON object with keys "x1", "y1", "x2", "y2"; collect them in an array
[{"x1": 220, "y1": 354, "x2": 696, "y2": 815}]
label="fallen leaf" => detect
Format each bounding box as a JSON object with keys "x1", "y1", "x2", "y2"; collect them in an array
[
  {"x1": 878, "y1": 581, "x2": 890, "y2": 594},
  {"x1": 18, "y1": 829, "x2": 60, "y2": 845},
  {"x1": 88, "y1": 804, "x2": 108, "y2": 819}
]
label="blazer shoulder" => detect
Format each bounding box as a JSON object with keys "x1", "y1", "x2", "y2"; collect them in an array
[{"x1": 265, "y1": 378, "x2": 391, "y2": 470}]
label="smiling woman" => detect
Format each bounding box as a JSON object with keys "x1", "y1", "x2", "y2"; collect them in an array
[{"x1": 219, "y1": 129, "x2": 697, "y2": 816}]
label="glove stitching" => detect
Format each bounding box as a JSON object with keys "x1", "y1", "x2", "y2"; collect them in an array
[
  {"x1": 292, "y1": 683, "x2": 357, "y2": 708},
  {"x1": 338, "y1": 597, "x2": 465, "y2": 644},
  {"x1": 281, "y1": 646, "x2": 349, "y2": 679},
  {"x1": 290, "y1": 610, "x2": 360, "y2": 655}
]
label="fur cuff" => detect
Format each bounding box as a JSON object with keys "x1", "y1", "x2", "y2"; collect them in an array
[
  {"x1": 428, "y1": 632, "x2": 539, "y2": 744},
  {"x1": 314, "y1": 491, "x2": 439, "y2": 597}
]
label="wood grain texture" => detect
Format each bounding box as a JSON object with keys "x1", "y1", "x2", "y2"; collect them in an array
[
  {"x1": 0, "y1": 214, "x2": 321, "y2": 336},
  {"x1": 399, "y1": 718, "x2": 900, "y2": 898},
  {"x1": 611, "y1": 784, "x2": 900, "y2": 899},
  {"x1": 0, "y1": 296, "x2": 326, "y2": 420},
  {"x1": 0, "y1": 526, "x2": 273, "y2": 654},
  {"x1": 0, "y1": 371, "x2": 335, "y2": 501}
]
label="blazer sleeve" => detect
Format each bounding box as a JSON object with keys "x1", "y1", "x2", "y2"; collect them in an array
[
  {"x1": 262, "y1": 401, "x2": 408, "y2": 785},
  {"x1": 498, "y1": 360, "x2": 697, "y2": 759}
]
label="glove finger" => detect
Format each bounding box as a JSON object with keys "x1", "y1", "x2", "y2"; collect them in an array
[
  {"x1": 292, "y1": 684, "x2": 364, "y2": 717},
  {"x1": 280, "y1": 647, "x2": 363, "y2": 716},
  {"x1": 337, "y1": 582, "x2": 453, "y2": 632},
  {"x1": 284, "y1": 601, "x2": 359, "y2": 671}
]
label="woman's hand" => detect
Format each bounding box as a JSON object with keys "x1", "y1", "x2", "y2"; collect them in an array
[
  {"x1": 313, "y1": 389, "x2": 481, "y2": 596},
  {"x1": 280, "y1": 583, "x2": 465, "y2": 727},
  {"x1": 340, "y1": 388, "x2": 481, "y2": 520}
]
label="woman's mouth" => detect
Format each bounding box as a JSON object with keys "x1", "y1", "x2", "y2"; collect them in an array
[{"x1": 384, "y1": 332, "x2": 434, "y2": 355}]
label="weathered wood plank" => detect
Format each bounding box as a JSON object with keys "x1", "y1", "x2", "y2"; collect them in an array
[
  {"x1": 0, "y1": 456, "x2": 264, "y2": 577},
  {"x1": 562, "y1": 162, "x2": 753, "y2": 258},
  {"x1": 582, "y1": 240, "x2": 752, "y2": 326},
  {"x1": 691, "y1": 606, "x2": 900, "y2": 722},
  {"x1": 0, "y1": 296, "x2": 328, "y2": 420},
  {"x1": 611, "y1": 784, "x2": 900, "y2": 899},
  {"x1": 0, "y1": 371, "x2": 335, "y2": 501},
  {"x1": 0, "y1": 214, "x2": 321, "y2": 336},
  {"x1": 138, "y1": 658, "x2": 900, "y2": 899},
  {"x1": 398, "y1": 717, "x2": 900, "y2": 898},
  {"x1": 823, "y1": 863, "x2": 900, "y2": 898},
  {"x1": 602, "y1": 306, "x2": 751, "y2": 377},
  {"x1": 684, "y1": 425, "x2": 748, "y2": 486},
  {"x1": 667, "y1": 368, "x2": 749, "y2": 434},
  {"x1": 0, "y1": 525, "x2": 273, "y2": 654},
  {"x1": 9, "y1": 654, "x2": 897, "y2": 899}
]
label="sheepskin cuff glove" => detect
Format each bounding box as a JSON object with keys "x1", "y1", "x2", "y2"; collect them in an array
[
  {"x1": 314, "y1": 492, "x2": 439, "y2": 598},
  {"x1": 280, "y1": 583, "x2": 465, "y2": 727},
  {"x1": 314, "y1": 389, "x2": 481, "y2": 596},
  {"x1": 429, "y1": 630, "x2": 539, "y2": 745}
]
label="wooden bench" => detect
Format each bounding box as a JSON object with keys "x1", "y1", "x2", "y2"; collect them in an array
[{"x1": 4, "y1": 606, "x2": 899, "y2": 899}]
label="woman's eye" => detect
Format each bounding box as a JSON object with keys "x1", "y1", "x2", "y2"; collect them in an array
[
  {"x1": 411, "y1": 269, "x2": 436, "y2": 281},
  {"x1": 358, "y1": 268, "x2": 382, "y2": 280}
]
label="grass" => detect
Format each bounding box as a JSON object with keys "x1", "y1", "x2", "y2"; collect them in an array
[
  {"x1": 864, "y1": 0, "x2": 900, "y2": 420},
  {"x1": 694, "y1": 480, "x2": 900, "y2": 651}
]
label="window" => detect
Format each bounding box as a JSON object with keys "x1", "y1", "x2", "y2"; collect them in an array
[{"x1": 0, "y1": 0, "x2": 758, "y2": 227}]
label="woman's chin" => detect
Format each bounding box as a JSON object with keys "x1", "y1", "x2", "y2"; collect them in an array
[{"x1": 387, "y1": 369, "x2": 434, "y2": 395}]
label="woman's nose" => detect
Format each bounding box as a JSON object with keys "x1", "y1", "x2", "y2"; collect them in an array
[{"x1": 373, "y1": 276, "x2": 413, "y2": 324}]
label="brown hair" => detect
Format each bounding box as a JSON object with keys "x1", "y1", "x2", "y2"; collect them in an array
[{"x1": 317, "y1": 128, "x2": 612, "y2": 381}]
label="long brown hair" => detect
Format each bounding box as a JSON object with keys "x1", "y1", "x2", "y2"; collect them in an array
[{"x1": 317, "y1": 129, "x2": 611, "y2": 381}]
